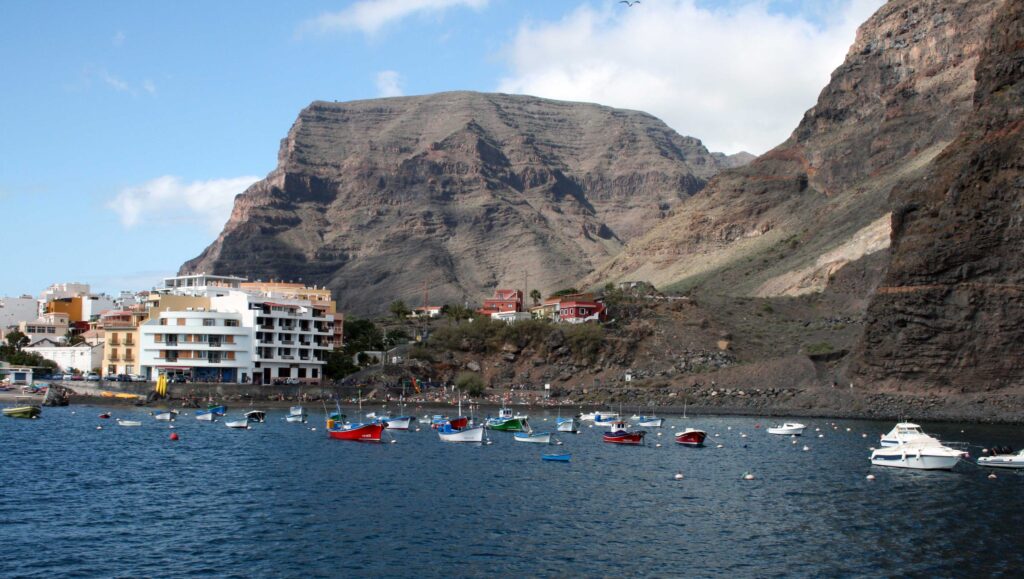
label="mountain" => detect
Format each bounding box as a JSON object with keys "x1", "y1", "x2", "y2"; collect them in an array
[
  {"x1": 587, "y1": 0, "x2": 1005, "y2": 299},
  {"x1": 182, "y1": 92, "x2": 729, "y2": 314},
  {"x1": 852, "y1": 0, "x2": 1024, "y2": 390}
]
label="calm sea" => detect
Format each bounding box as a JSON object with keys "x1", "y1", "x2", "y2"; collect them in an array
[{"x1": 1, "y1": 406, "x2": 1022, "y2": 577}]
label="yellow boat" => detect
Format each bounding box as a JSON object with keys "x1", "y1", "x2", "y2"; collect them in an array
[{"x1": 3, "y1": 405, "x2": 41, "y2": 419}]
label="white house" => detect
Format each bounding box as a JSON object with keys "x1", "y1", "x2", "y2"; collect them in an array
[
  {"x1": 491, "y1": 311, "x2": 533, "y2": 324},
  {"x1": 23, "y1": 343, "x2": 104, "y2": 373}
]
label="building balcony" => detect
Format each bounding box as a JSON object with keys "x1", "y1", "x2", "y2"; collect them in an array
[
  {"x1": 281, "y1": 355, "x2": 295, "y2": 360},
  {"x1": 279, "y1": 338, "x2": 294, "y2": 344}
]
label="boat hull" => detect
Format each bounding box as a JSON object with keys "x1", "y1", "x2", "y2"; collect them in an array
[
  {"x1": 514, "y1": 432, "x2": 552, "y2": 444},
  {"x1": 382, "y1": 416, "x2": 413, "y2": 430},
  {"x1": 245, "y1": 411, "x2": 266, "y2": 423},
  {"x1": 195, "y1": 411, "x2": 215, "y2": 422},
  {"x1": 327, "y1": 422, "x2": 386, "y2": 442},
  {"x1": 437, "y1": 425, "x2": 485, "y2": 443},
  {"x1": 870, "y1": 447, "x2": 964, "y2": 470},
  {"x1": 767, "y1": 423, "x2": 805, "y2": 436},
  {"x1": 117, "y1": 420, "x2": 142, "y2": 427},
  {"x1": 285, "y1": 414, "x2": 306, "y2": 423},
  {"x1": 3, "y1": 406, "x2": 41, "y2": 419},
  {"x1": 977, "y1": 455, "x2": 1024, "y2": 469},
  {"x1": 675, "y1": 429, "x2": 707, "y2": 446},
  {"x1": 556, "y1": 418, "x2": 579, "y2": 433},
  {"x1": 225, "y1": 420, "x2": 249, "y2": 429},
  {"x1": 542, "y1": 454, "x2": 571, "y2": 462},
  {"x1": 487, "y1": 418, "x2": 527, "y2": 432},
  {"x1": 153, "y1": 411, "x2": 178, "y2": 421},
  {"x1": 603, "y1": 431, "x2": 646, "y2": 445},
  {"x1": 637, "y1": 418, "x2": 664, "y2": 428}
]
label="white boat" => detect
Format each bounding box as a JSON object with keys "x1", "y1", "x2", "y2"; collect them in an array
[
  {"x1": 116, "y1": 419, "x2": 142, "y2": 427},
  {"x1": 225, "y1": 419, "x2": 250, "y2": 429},
  {"x1": 289, "y1": 405, "x2": 307, "y2": 418},
  {"x1": 556, "y1": 416, "x2": 580, "y2": 433},
  {"x1": 636, "y1": 416, "x2": 664, "y2": 428},
  {"x1": 152, "y1": 410, "x2": 178, "y2": 421},
  {"x1": 381, "y1": 416, "x2": 414, "y2": 430},
  {"x1": 977, "y1": 448, "x2": 1024, "y2": 469},
  {"x1": 195, "y1": 410, "x2": 215, "y2": 422},
  {"x1": 593, "y1": 413, "x2": 621, "y2": 426},
  {"x1": 767, "y1": 422, "x2": 806, "y2": 436},
  {"x1": 437, "y1": 424, "x2": 486, "y2": 443},
  {"x1": 285, "y1": 413, "x2": 306, "y2": 423},
  {"x1": 514, "y1": 431, "x2": 552, "y2": 444},
  {"x1": 870, "y1": 442, "x2": 965, "y2": 470},
  {"x1": 880, "y1": 422, "x2": 939, "y2": 447},
  {"x1": 245, "y1": 410, "x2": 266, "y2": 423}
]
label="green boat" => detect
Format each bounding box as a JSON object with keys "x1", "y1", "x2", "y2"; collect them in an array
[
  {"x1": 486, "y1": 408, "x2": 530, "y2": 432},
  {"x1": 3, "y1": 405, "x2": 41, "y2": 419}
]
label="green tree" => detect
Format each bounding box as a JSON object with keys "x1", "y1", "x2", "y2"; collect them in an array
[
  {"x1": 443, "y1": 303, "x2": 473, "y2": 325},
  {"x1": 64, "y1": 330, "x2": 85, "y2": 346},
  {"x1": 455, "y1": 371, "x2": 486, "y2": 397},
  {"x1": 551, "y1": 288, "x2": 579, "y2": 297},
  {"x1": 5, "y1": 330, "x2": 29, "y2": 352},
  {"x1": 389, "y1": 300, "x2": 411, "y2": 320},
  {"x1": 529, "y1": 289, "x2": 542, "y2": 306}
]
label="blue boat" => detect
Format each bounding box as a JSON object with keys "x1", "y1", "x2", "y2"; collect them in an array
[{"x1": 542, "y1": 453, "x2": 571, "y2": 462}]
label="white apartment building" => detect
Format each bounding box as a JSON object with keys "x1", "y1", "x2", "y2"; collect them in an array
[
  {"x1": 24, "y1": 342, "x2": 104, "y2": 373},
  {"x1": 0, "y1": 295, "x2": 41, "y2": 329},
  {"x1": 138, "y1": 308, "x2": 252, "y2": 383}
]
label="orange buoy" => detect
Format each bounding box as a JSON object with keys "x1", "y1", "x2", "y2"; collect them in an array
[{"x1": 170, "y1": 432, "x2": 179, "y2": 441}]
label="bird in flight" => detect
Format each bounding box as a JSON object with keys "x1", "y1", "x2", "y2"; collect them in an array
[{"x1": 619, "y1": 0, "x2": 640, "y2": 6}]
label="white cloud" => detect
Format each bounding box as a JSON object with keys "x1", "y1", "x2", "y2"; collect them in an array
[
  {"x1": 99, "y1": 69, "x2": 132, "y2": 93},
  {"x1": 304, "y1": 0, "x2": 488, "y2": 35},
  {"x1": 141, "y1": 79, "x2": 157, "y2": 95},
  {"x1": 87, "y1": 66, "x2": 157, "y2": 97},
  {"x1": 376, "y1": 70, "x2": 404, "y2": 97},
  {"x1": 108, "y1": 175, "x2": 260, "y2": 232},
  {"x1": 498, "y1": 0, "x2": 884, "y2": 154}
]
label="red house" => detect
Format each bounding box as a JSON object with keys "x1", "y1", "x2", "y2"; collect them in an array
[
  {"x1": 557, "y1": 294, "x2": 607, "y2": 324},
  {"x1": 478, "y1": 289, "x2": 523, "y2": 316}
]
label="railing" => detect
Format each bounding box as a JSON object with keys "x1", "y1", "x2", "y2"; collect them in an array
[
  {"x1": 280, "y1": 339, "x2": 294, "y2": 344},
  {"x1": 281, "y1": 355, "x2": 295, "y2": 360}
]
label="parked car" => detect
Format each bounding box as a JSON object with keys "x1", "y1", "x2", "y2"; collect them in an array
[
  {"x1": 130, "y1": 374, "x2": 147, "y2": 382},
  {"x1": 85, "y1": 372, "x2": 100, "y2": 381},
  {"x1": 70, "y1": 374, "x2": 84, "y2": 381},
  {"x1": 61, "y1": 373, "x2": 74, "y2": 381}
]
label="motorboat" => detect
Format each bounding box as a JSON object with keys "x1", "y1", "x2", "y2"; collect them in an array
[
  {"x1": 636, "y1": 416, "x2": 664, "y2": 428},
  {"x1": 556, "y1": 416, "x2": 580, "y2": 433},
  {"x1": 593, "y1": 413, "x2": 621, "y2": 427},
  {"x1": 206, "y1": 405, "x2": 227, "y2": 416},
  {"x1": 880, "y1": 422, "x2": 939, "y2": 447},
  {"x1": 225, "y1": 419, "x2": 250, "y2": 429},
  {"x1": 3, "y1": 405, "x2": 41, "y2": 419},
  {"x1": 326, "y1": 419, "x2": 386, "y2": 442},
  {"x1": 487, "y1": 408, "x2": 529, "y2": 432},
  {"x1": 116, "y1": 419, "x2": 142, "y2": 427},
  {"x1": 245, "y1": 410, "x2": 267, "y2": 423},
  {"x1": 437, "y1": 423, "x2": 486, "y2": 443},
  {"x1": 767, "y1": 422, "x2": 806, "y2": 436},
  {"x1": 603, "y1": 420, "x2": 645, "y2": 445},
  {"x1": 514, "y1": 432, "x2": 552, "y2": 444},
  {"x1": 542, "y1": 453, "x2": 571, "y2": 462},
  {"x1": 674, "y1": 428, "x2": 707, "y2": 447},
  {"x1": 977, "y1": 448, "x2": 1024, "y2": 469},
  {"x1": 152, "y1": 410, "x2": 179, "y2": 421},
  {"x1": 870, "y1": 442, "x2": 966, "y2": 470}
]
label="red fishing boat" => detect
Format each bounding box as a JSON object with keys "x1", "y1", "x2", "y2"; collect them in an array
[
  {"x1": 327, "y1": 419, "x2": 386, "y2": 442},
  {"x1": 603, "y1": 420, "x2": 646, "y2": 445},
  {"x1": 674, "y1": 428, "x2": 707, "y2": 447}
]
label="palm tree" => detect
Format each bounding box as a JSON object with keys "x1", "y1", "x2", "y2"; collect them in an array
[{"x1": 529, "y1": 289, "x2": 542, "y2": 306}]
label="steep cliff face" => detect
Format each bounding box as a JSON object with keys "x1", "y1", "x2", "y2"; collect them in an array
[
  {"x1": 588, "y1": 0, "x2": 1003, "y2": 298},
  {"x1": 182, "y1": 92, "x2": 726, "y2": 314},
  {"x1": 853, "y1": 0, "x2": 1024, "y2": 390}
]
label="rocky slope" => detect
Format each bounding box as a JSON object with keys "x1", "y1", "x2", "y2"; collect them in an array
[
  {"x1": 587, "y1": 0, "x2": 1004, "y2": 300},
  {"x1": 852, "y1": 0, "x2": 1024, "y2": 390},
  {"x1": 182, "y1": 92, "x2": 730, "y2": 314}
]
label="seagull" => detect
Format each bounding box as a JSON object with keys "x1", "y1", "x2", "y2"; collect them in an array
[{"x1": 620, "y1": 0, "x2": 640, "y2": 6}]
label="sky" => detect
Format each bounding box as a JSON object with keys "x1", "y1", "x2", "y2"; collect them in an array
[{"x1": 0, "y1": 0, "x2": 883, "y2": 298}]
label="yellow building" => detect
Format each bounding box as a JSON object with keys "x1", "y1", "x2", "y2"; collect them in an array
[{"x1": 100, "y1": 310, "x2": 147, "y2": 378}]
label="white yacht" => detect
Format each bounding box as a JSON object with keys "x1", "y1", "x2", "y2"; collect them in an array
[
  {"x1": 767, "y1": 422, "x2": 806, "y2": 436},
  {"x1": 870, "y1": 442, "x2": 966, "y2": 470},
  {"x1": 880, "y1": 422, "x2": 939, "y2": 447}
]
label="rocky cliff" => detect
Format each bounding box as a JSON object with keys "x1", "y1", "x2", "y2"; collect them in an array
[
  {"x1": 588, "y1": 0, "x2": 1004, "y2": 299},
  {"x1": 182, "y1": 92, "x2": 729, "y2": 313},
  {"x1": 853, "y1": 0, "x2": 1024, "y2": 390}
]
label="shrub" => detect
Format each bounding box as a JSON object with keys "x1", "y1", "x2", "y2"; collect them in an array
[{"x1": 455, "y1": 371, "x2": 486, "y2": 397}]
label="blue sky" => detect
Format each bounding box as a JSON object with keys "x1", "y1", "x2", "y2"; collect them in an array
[{"x1": 0, "y1": 0, "x2": 881, "y2": 298}]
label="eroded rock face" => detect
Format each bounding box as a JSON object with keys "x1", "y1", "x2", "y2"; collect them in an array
[
  {"x1": 182, "y1": 92, "x2": 726, "y2": 314},
  {"x1": 588, "y1": 0, "x2": 1004, "y2": 296},
  {"x1": 853, "y1": 0, "x2": 1024, "y2": 390}
]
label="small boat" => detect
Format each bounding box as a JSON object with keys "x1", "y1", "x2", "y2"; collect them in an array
[
  {"x1": 486, "y1": 408, "x2": 529, "y2": 432},
  {"x1": 206, "y1": 405, "x2": 227, "y2": 416},
  {"x1": 116, "y1": 419, "x2": 142, "y2": 427},
  {"x1": 285, "y1": 413, "x2": 306, "y2": 423},
  {"x1": 880, "y1": 422, "x2": 938, "y2": 447},
  {"x1": 767, "y1": 422, "x2": 806, "y2": 436},
  {"x1": 556, "y1": 416, "x2": 580, "y2": 433},
  {"x1": 593, "y1": 413, "x2": 621, "y2": 427},
  {"x1": 603, "y1": 420, "x2": 645, "y2": 445},
  {"x1": 636, "y1": 416, "x2": 664, "y2": 428},
  {"x1": 245, "y1": 410, "x2": 267, "y2": 423},
  {"x1": 437, "y1": 423, "x2": 486, "y2": 443},
  {"x1": 3, "y1": 405, "x2": 41, "y2": 419},
  {"x1": 380, "y1": 416, "x2": 413, "y2": 430},
  {"x1": 327, "y1": 420, "x2": 386, "y2": 442},
  {"x1": 195, "y1": 410, "x2": 216, "y2": 421},
  {"x1": 152, "y1": 410, "x2": 179, "y2": 421},
  {"x1": 675, "y1": 428, "x2": 707, "y2": 447},
  {"x1": 977, "y1": 448, "x2": 1024, "y2": 469},
  {"x1": 514, "y1": 431, "x2": 552, "y2": 444},
  {"x1": 870, "y1": 442, "x2": 966, "y2": 470},
  {"x1": 98, "y1": 412, "x2": 111, "y2": 419},
  {"x1": 542, "y1": 453, "x2": 571, "y2": 462},
  {"x1": 225, "y1": 419, "x2": 250, "y2": 429}
]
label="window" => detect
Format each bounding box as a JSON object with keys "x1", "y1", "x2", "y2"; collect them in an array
[
  {"x1": 203, "y1": 318, "x2": 215, "y2": 326},
  {"x1": 312, "y1": 369, "x2": 318, "y2": 378},
  {"x1": 155, "y1": 334, "x2": 163, "y2": 343},
  {"x1": 224, "y1": 335, "x2": 234, "y2": 344},
  {"x1": 160, "y1": 318, "x2": 168, "y2": 326},
  {"x1": 176, "y1": 318, "x2": 185, "y2": 326},
  {"x1": 224, "y1": 319, "x2": 239, "y2": 327}
]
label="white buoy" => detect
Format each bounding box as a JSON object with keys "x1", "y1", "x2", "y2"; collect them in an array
[
  {"x1": 486, "y1": 440, "x2": 493, "y2": 445},
  {"x1": 96, "y1": 426, "x2": 103, "y2": 430},
  {"x1": 846, "y1": 428, "x2": 851, "y2": 432},
  {"x1": 862, "y1": 433, "x2": 867, "y2": 438},
  {"x1": 792, "y1": 439, "x2": 798, "y2": 444},
  {"x1": 741, "y1": 433, "x2": 748, "y2": 438},
  {"x1": 674, "y1": 472, "x2": 684, "y2": 480},
  {"x1": 390, "y1": 439, "x2": 397, "y2": 444},
  {"x1": 311, "y1": 427, "x2": 317, "y2": 431},
  {"x1": 415, "y1": 428, "x2": 421, "y2": 432},
  {"x1": 716, "y1": 444, "x2": 724, "y2": 448},
  {"x1": 657, "y1": 432, "x2": 662, "y2": 436},
  {"x1": 589, "y1": 424, "x2": 594, "y2": 428},
  {"x1": 818, "y1": 434, "x2": 824, "y2": 438},
  {"x1": 555, "y1": 441, "x2": 564, "y2": 446},
  {"x1": 169, "y1": 425, "x2": 175, "y2": 429},
  {"x1": 815, "y1": 427, "x2": 820, "y2": 432},
  {"x1": 727, "y1": 426, "x2": 732, "y2": 430},
  {"x1": 869, "y1": 446, "x2": 876, "y2": 451},
  {"x1": 802, "y1": 445, "x2": 810, "y2": 452},
  {"x1": 655, "y1": 443, "x2": 662, "y2": 448},
  {"x1": 71, "y1": 411, "x2": 76, "y2": 415},
  {"x1": 743, "y1": 472, "x2": 755, "y2": 480},
  {"x1": 866, "y1": 474, "x2": 876, "y2": 481}
]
